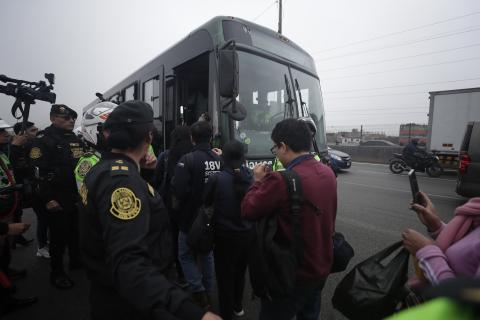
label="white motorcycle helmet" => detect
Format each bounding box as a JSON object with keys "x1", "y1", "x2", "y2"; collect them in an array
[{"x1": 81, "y1": 101, "x2": 117, "y2": 145}]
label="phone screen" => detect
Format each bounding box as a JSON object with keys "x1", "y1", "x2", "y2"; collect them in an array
[{"x1": 408, "y1": 169, "x2": 420, "y2": 203}]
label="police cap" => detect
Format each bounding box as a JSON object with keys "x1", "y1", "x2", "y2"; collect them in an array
[
  {"x1": 103, "y1": 100, "x2": 153, "y2": 129},
  {"x1": 51, "y1": 104, "x2": 78, "y2": 119}
]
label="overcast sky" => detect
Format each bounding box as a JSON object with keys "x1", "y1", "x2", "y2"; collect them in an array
[{"x1": 1, "y1": 0, "x2": 479, "y2": 134}]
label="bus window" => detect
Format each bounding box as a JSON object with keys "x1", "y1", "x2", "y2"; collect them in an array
[
  {"x1": 125, "y1": 84, "x2": 136, "y2": 101},
  {"x1": 143, "y1": 77, "x2": 161, "y2": 118}
]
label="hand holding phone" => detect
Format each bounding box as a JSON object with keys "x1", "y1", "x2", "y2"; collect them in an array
[{"x1": 408, "y1": 169, "x2": 420, "y2": 203}]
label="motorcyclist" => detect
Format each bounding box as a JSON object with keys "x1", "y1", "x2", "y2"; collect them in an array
[
  {"x1": 74, "y1": 101, "x2": 117, "y2": 190},
  {"x1": 74, "y1": 101, "x2": 157, "y2": 190},
  {"x1": 402, "y1": 138, "x2": 427, "y2": 169}
]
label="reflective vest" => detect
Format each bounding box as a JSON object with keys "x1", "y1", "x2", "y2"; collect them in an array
[
  {"x1": 74, "y1": 152, "x2": 100, "y2": 190},
  {"x1": 0, "y1": 152, "x2": 18, "y2": 219}
]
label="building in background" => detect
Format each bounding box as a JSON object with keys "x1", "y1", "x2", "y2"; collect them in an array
[{"x1": 399, "y1": 123, "x2": 428, "y2": 146}]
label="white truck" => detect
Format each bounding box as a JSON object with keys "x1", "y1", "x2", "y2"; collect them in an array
[{"x1": 427, "y1": 87, "x2": 480, "y2": 168}]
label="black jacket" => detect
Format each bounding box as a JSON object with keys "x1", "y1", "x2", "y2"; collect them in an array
[
  {"x1": 79, "y1": 152, "x2": 205, "y2": 320},
  {"x1": 204, "y1": 167, "x2": 253, "y2": 233},
  {"x1": 171, "y1": 143, "x2": 221, "y2": 232},
  {"x1": 28, "y1": 125, "x2": 85, "y2": 203}
]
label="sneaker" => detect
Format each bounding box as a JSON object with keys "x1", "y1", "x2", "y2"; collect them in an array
[
  {"x1": 233, "y1": 308, "x2": 245, "y2": 317},
  {"x1": 36, "y1": 247, "x2": 50, "y2": 259}
]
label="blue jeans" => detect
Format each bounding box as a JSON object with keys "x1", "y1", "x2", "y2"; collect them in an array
[
  {"x1": 178, "y1": 231, "x2": 214, "y2": 293},
  {"x1": 259, "y1": 282, "x2": 325, "y2": 320}
]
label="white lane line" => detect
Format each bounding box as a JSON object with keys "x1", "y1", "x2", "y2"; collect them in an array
[
  {"x1": 341, "y1": 181, "x2": 464, "y2": 200},
  {"x1": 352, "y1": 162, "x2": 388, "y2": 167},
  {"x1": 351, "y1": 169, "x2": 456, "y2": 182}
]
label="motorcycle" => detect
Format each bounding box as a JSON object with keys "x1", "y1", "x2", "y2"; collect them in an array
[{"x1": 389, "y1": 153, "x2": 443, "y2": 177}]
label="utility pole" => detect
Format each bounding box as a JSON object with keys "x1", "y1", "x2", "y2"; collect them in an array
[
  {"x1": 360, "y1": 125, "x2": 363, "y2": 142},
  {"x1": 278, "y1": 0, "x2": 282, "y2": 34}
]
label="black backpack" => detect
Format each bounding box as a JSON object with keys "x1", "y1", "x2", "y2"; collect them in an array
[{"x1": 249, "y1": 170, "x2": 304, "y2": 299}]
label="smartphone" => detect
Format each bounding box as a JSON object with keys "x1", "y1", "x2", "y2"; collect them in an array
[{"x1": 408, "y1": 169, "x2": 420, "y2": 203}]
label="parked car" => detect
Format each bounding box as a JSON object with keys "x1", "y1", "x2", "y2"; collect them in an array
[
  {"x1": 328, "y1": 147, "x2": 351, "y2": 172},
  {"x1": 456, "y1": 121, "x2": 480, "y2": 197}
]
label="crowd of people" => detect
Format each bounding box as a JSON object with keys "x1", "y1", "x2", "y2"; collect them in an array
[{"x1": 0, "y1": 98, "x2": 479, "y2": 320}]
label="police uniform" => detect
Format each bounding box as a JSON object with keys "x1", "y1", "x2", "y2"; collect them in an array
[
  {"x1": 28, "y1": 104, "x2": 85, "y2": 286},
  {"x1": 74, "y1": 151, "x2": 101, "y2": 190},
  {"x1": 79, "y1": 101, "x2": 206, "y2": 320}
]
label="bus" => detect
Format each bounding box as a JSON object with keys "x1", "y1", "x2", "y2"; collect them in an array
[{"x1": 84, "y1": 16, "x2": 327, "y2": 167}]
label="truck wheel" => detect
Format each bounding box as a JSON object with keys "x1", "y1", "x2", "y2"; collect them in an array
[
  {"x1": 389, "y1": 159, "x2": 405, "y2": 174},
  {"x1": 426, "y1": 164, "x2": 443, "y2": 177}
]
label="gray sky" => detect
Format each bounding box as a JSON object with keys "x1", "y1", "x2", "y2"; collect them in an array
[{"x1": 1, "y1": 0, "x2": 480, "y2": 135}]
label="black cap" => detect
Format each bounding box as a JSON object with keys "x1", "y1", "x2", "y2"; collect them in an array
[
  {"x1": 104, "y1": 100, "x2": 153, "y2": 129},
  {"x1": 50, "y1": 104, "x2": 78, "y2": 118},
  {"x1": 13, "y1": 121, "x2": 35, "y2": 134}
]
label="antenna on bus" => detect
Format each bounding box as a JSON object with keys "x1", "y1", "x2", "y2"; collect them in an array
[{"x1": 278, "y1": 0, "x2": 282, "y2": 34}]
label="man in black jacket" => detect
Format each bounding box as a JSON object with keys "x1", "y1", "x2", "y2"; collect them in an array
[
  {"x1": 28, "y1": 104, "x2": 85, "y2": 289},
  {"x1": 171, "y1": 121, "x2": 221, "y2": 308}
]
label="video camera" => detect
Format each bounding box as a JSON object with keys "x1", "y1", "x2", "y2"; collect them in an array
[{"x1": 0, "y1": 73, "x2": 56, "y2": 132}]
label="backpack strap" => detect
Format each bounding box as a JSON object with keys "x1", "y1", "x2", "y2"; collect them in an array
[{"x1": 279, "y1": 170, "x2": 304, "y2": 264}]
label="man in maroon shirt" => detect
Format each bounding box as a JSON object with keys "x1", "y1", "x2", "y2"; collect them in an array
[{"x1": 242, "y1": 118, "x2": 337, "y2": 320}]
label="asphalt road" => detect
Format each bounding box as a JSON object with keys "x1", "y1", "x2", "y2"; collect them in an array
[{"x1": 5, "y1": 162, "x2": 467, "y2": 320}]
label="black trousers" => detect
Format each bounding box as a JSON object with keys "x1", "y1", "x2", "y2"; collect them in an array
[
  {"x1": 48, "y1": 198, "x2": 80, "y2": 274},
  {"x1": 32, "y1": 197, "x2": 49, "y2": 249},
  {"x1": 214, "y1": 229, "x2": 253, "y2": 320}
]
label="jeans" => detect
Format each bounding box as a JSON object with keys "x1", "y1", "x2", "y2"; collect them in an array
[
  {"x1": 178, "y1": 231, "x2": 214, "y2": 293},
  {"x1": 259, "y1": 281, "x2": 325, "y2": 320}
]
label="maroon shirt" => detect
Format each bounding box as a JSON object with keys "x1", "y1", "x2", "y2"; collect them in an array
[{"x1": 242, "y1": 157, "x2": 337, "y2": 283}]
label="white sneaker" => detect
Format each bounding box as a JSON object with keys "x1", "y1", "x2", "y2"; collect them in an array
[
  {"x1": 36, "y1": 247, "x2": 50, "y2": 258},
  {"x1": 233, "y1": 309, "x2": 245, "y2": 317}
]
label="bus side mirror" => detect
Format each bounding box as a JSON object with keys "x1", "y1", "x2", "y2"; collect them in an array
[{"x1": 219, "y1": 50, "x2": 239, "y2": 98}]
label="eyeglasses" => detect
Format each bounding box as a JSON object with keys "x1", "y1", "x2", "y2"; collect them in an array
[{"x1": 270, "y1": 145, "x2": 278, "y2": 155}]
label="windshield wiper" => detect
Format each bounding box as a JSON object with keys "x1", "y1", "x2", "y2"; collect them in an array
[
  {"x1": 283, "y1": 74, "x2": 295, "y2": 118},
  {"x1": 295, "y1": 78, "x2": 309, "y2": 116}
]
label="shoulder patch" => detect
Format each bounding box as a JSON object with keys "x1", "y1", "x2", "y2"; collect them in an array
[
  {"x1": 77, "y1": 160, "x2": 93, "y2": 178},
  {"x1": 110, "y1": 187, "x2": 141, "y2": 220},
  {"x1": 79, "y1": 183, "x2": 88, "y2": 206},
  {"x1": 29, "y1": 147, "x2": 42, "y2": 159},
  {"x1": 147, "y1": 183, "x2": 155, "y2": 197},
  {"x1": 110, "y1": 164, "x2": 130, "y2": 176}
]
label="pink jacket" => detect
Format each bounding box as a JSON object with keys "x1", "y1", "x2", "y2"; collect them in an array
[{"x1": 416, "y1": 198, "x2": 480, "y2": 285}]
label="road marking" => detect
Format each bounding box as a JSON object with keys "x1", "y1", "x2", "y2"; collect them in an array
[
  {"x1": 352, "y1": 162, "x2": 388, "y2": 167},
  {"x1": 341, "y1": 181, "x2": 465, "y2": 200},
  {"x1": 351, "y1": 169, "x2": 456, "y2": 182}
]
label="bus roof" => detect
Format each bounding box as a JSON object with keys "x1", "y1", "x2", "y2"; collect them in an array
[{"x1": 84, "y1": 16, "x2": 317, "y2": 112}]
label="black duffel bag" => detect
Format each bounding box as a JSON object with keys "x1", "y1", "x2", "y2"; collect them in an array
[
  {"x1": 332, "y1": 241, "x2": 409, "y2": 320},
  {"x1": 331, "y1": 231, "x2": 354, "y2": 273}
]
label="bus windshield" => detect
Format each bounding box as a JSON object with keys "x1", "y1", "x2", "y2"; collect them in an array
[
  {"x1": 233, "y1": 51, "x2": 326, "y2": 157},
  {"x1": 234, "y1": 51, "x2": 297, "y2": 157},
  {"x1": 291, "y1": 68, "x2": 327, "y2": 152}
]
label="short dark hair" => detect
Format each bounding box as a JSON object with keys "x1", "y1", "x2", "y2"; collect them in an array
[
  {"x1": 190, "y1": 121, "x2": 212, "y2": 144},
  {"x1": 271, "y1": 118, "x2": 311, "y2": 152},
  {"x1": 13, "y1": 122, "x2": 35, "y2": 135}
]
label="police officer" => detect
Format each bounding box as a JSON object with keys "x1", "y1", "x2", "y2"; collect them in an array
[
  {"x1": 74, "y1": 101, "x2": 157, "y2": 190},
  {"x1": 74, "y1": 101, "x2": 117, "y2": 190},
  {"x1": 79, "y1": 100, "x2": 220, "y2": 320},
  {"x1": 29, "y1": 104, "x2": 85, "y2": 289}
]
